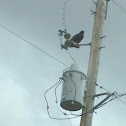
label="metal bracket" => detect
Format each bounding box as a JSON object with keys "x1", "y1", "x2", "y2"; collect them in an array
[
  {"x1": 58, "y1": 30, "x2": 66, "y2": 36},
  {"x1": 91, "y1": 93, "x2": 112, "y2": 111},
  {"x1": 93, "y1": 92, "x2": 109, "y2": 98},
  {"x1": 100, "y1": 35, "x2": 106, "y2": 40},
  {"x1": 61, "y1": 43, "x2": 91, "y2": 50},
  {"x1": 91, "y1": 10, "x2": 96, "y2": 15},
  {"x1": 99, "y1": 46, "x2": 105, "y2": 50},
  {"x1": 91, "y1": 92, "x2": 117, "y2": 111},
  {"x1": 92, "y1": 1, "x2": 97, "y2": 5},
  {"x1": 105, "y1": 0, "x2": 110, "y2": 20}
]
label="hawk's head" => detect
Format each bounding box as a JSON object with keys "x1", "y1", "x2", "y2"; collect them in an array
[{"x1": 80, "y1": 31, "x2": 84, "y2": 34}]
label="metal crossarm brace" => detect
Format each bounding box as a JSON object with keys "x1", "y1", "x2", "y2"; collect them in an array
[
  {"x1": 105, "y1": 0, "x2": 110, "y2": 19},
  {"x1": 91, "y1": 93, "x2": 112, "y2": 111},
  {"x1": 93, "y1": 92, "x2": 109, "y2": 97}
]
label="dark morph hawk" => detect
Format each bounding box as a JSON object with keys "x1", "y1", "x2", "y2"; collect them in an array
[{"x1": 71, "y1": 31, "x2": 84, "y2": 44}]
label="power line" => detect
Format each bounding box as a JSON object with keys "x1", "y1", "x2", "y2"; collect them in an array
[
  {"x1": 111, "y1": 0, "x2": 126, "y2": 14},
  {"x1": 97, "y1": 94, "x2": 126, "y2": 109},
  {"x1": 114, "y1": 94, "x2": 126, "y2": 105},
  {"x1": 67, "y1": 50, "x2": 76, "y2": 63},
  {"x1": 55, "y1": 104, "x2": 73, "y2": 126},
  {"x1": 0, "y1": 24, "x2": 69, "y2": 67}
]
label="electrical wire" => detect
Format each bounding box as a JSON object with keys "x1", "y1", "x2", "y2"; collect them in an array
[
  {"x1": 94, "y1": 86, "x2": 100, "y2": 105},
  {"x1": 95, "y1": 83, "x2": 110, "y2": 93},
  {"x1": 44, "y1": 78, "x2": 76, "y2": 120},
  {"x1": 44, "y1": 79, "x2": 78, "y2": 120},
  {"x1": 88, "y1": 82, "x2": 123, "y2": 106},
  {"x1": 69, "y1": 75, "x2": 77, "y2": 101},
  {"x1": 68, "y1": 111, "x2": 84, "y2": 117},
  {"x1": 68, "y1": 50, "x2": 76, "y2": 63},
  {"x1": 0, "y1": 24, "x2": 69, "y2": 68},
  {"x1": 113, "y1": 94, "x2": 126, "y2": 105},
  {"x1": 95, "y1": 85, "x2": 100, "y2": 94},
  {"x1": 56, "y1": 104, "x2": 73, "y2": 126},
  {"x1": 103, "y1": 0, "x2": 126, "y2": 106},
  {"x1": 55, "y1": 79, "x2": 62, "y2": 103},
  {"x1": 65, "y1": 115, "x2": 73, "y2": 126},
  {"x1": 44, "y1": 79, "x2": 62, "y2": 109},
  {"x1": 98, "y1": 96, "x2": 119, "y2": 109},
  {"x1": 54, "y1": 80, "x2": 79, "y2": 119},
  {"x1": 111, "y1": 0, "x2": 126, "y2": 14},
  {"x1": 62, "y1": 0, "x2": 69, "y2": 30},
  {"x1": 63, "y1": 67, "x2": 70, "y2": 73},
  {"x1": 46, "y1": 107, "x2": 79, "y2": 120},
  {"x1": 93, "y1": 83, "x2": 126, "y2": 107}
]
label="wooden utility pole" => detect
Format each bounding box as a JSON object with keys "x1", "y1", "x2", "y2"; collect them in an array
[{"x1": 80, "y1": 0, "x2": 107, "y2": 126}]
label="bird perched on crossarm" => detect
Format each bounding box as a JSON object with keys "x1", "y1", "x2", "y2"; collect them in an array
[{"x1": 71, "y1": 31, "x2": 84, "y2": 44}]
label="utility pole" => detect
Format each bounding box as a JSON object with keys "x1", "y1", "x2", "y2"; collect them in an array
[{"x1": 80, "y1": 0, "x2": 108, "y2": 126}]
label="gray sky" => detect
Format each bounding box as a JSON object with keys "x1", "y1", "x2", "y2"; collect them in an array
[{"x1": 0, "y1": 0, "x2": 126, "y2": 126}]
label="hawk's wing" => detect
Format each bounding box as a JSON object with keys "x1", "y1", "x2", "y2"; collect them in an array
[
  {"x1": 71, "y1": 33, "x2": 84, "y2": 43},
  {"x1": 71, "y1": 34, "x2": 78, "y2": 41}
]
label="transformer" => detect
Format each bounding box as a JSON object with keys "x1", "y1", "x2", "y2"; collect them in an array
[{"x1": 60, "y1": 63, "x2": 86, "y2": 111}]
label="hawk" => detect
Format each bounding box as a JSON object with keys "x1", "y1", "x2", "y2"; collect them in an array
[{"x1": 71, "y1": 31, "x2": 84, "y2": 44}]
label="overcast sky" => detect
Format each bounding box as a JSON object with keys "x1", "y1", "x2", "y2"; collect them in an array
[{"x1": 0, "y1": 0, "x2": 126, "y2": 126}]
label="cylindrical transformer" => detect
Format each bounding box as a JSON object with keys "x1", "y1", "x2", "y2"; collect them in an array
[{"x1": 60, "y1": 63, "x2": 86, "y2": 111}]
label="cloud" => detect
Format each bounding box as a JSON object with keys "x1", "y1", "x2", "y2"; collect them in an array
[{"x1": 0, "y1": 80, "x2": 35, "y2": 126}]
